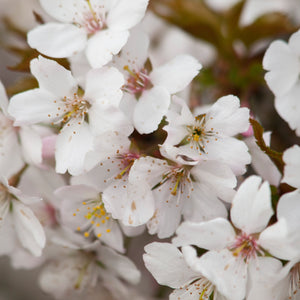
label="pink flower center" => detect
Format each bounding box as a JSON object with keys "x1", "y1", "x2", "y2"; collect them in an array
[
  {"x1": 122, "y1": 66, "x2": 151, "y2": 97},
  {"x1": 75, "y1": 0, "x2": 106, "y2": 35},
  {"x1": 230, "y1": 232, "x2": 261, "y2": 261},
  {"x1": 114, "y1": 152, "x2": 140, "y2": 179}
]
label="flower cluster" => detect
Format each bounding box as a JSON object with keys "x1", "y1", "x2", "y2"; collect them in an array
[{"x1": 0, "y1": 0, "x2": 300, "y2": 299}]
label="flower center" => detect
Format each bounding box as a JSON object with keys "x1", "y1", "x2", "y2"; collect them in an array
[
  {"x1": 230, "y1": 232, "x2": 261, "y2": 261},
  {"x1": 153, "y1": 166, "x2": 191, "y2": 197},
  {"x1": 114, "y1": 152, "x2": 140, "y2": 179},
  {"x1": 75, "y1": 0, "x2": 106, "y2": 34},
  {"x1": 74, "y1": 194, "x2": 111, "y2": 239},
  {"x1": 289, "y1": 262, "x2": 300, "y2": 299},
  {"x1": 179, "y1": 277, "x2": 215, "y2": 300},
  {"x1": 49, "y1": 92, "x2": 91, "y2": 126},
  {"x1": 122, "y1": 66, "x2": 151, "y2": 97},
  {"x1": 184, "y1": 114, "x2": 217, "y2": 154}
]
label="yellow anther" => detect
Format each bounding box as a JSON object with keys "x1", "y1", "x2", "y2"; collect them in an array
[
  {"x1": 193, "y1": 134, "x2": 200, "y2": 142},
  {"x1": 77, "y1": 227, "x2": 81, "y2": 231},
  {"x1": 105, "y1": 216, "x2": 110, "y2": 220},
  {"x1": 73, "y1": 213, "x2": 76, "y2": 216},
  {"x1": 101, "y1": 220, "x2": 106, "y2": 224},
  {"x1": 97, "y1": 233, "x2": 102, "y2": 238},
  {"x1": 96, "y1": 223, "x2": 100, "y2": 227},
  {"x1": 84, "y1": 232, "x2": 90, "y2": 237},
  {"x1": 82, "y1": 202, "x2": 87, "y2": 205},
  {"x1": 106, "y1": 229, "x2": 111, "y2": 233},
  {"x1": 91, "y1": 220, "x2": 95, "y2": 225}
]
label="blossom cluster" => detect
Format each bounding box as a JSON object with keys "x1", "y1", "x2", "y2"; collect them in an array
[{"x1": 0, "y1": 0, "x2": 300, "y2": 299}]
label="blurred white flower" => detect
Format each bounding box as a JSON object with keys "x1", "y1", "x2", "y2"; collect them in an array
[{"x1": 27, "y1": 0, "x2": 149, "y2": 68}]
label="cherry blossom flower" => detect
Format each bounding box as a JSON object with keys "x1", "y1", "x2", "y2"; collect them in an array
[
  {"x1": 144, "y1": 242, "x2": 237, "y2": 300},
  {"x1": 111, "y1": 29, "x2": 202, "y2": 134},
  {"x1": 130, "y1": 146, "x2": 236, "y2": 238},
  {"x1": 8, "y1": 56, "x2": 132, "y2": 175},
  {"x1": 55, "y1": 184, "x2": 125, "y2": 253},
  {"x1": 172, "y1": 176, "x2": 275, "y2": 299},
  {"x1": 248, "y1": 257, "x2": 300, "y2": 300},
  {"x1": 163, "y1": 95, "x2": 251, "y2": 175},
  {"x1": 263, "y1": 29, "x2": 300, "y2": 136},
  {"x1": 72, "y1": 140, "x2": 155, "y2": 228},
  {"x1": 39, "y1": 244, "x2": 140, "y2": 299},
  {"x1": 28, "y1": 0, "x2": 149, "y2": 68}
]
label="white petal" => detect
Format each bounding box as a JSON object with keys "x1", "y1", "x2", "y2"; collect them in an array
[
  {"x1": 191, "y1": 160, "x2": 237, "y2": 202},
  {"x1": 19, "y1": 126, "x2": 42, "y2": 165},
  {"x1": 88, "y1": 104, "x2": 133, "y2": 136},
  {"x1": 119, "y1": 93, "x2": 136, "y2": 123},
  {"x1": 30, "y1": 56, "x2": 77, "y2": 98},
  {"x1": 282, "y1": 145, "x2": 300, "y2": 188},
  {"x1": 205, "y1": 137, "x2": 251, "y2": 176},
  {"x1": 275, "y1": 82, "x2": 300, "y2": 136},
  {"x1": 39, "y1": 0, "x2": 88, "y2": 22},
  {"x1": 28, "y1": 23, "x2": 87, "y2": 58},
  {"x1": 55, "y1": 120, "x2": 94, "y2": 175},
  {"x1": 143, "y1": 242, "x2": 199, "y2": 288},
  {"x1": 133, "y1": 86, "x2": 170, "y2": 134},
  {"x1": 289, "y1": 28, "x2": 300, "y2": 56},
  {"x1": 107, "y1": 0, "x2": 148, "y2": 31},
  {"x1": 147, "y1": 184, "x2": 185, "y2": 238},
  {"x1": 85, "y1": 66, "x2": 124, "y2": 102},
  {"x1": 247, "y1": 257, "x2": 286, "y2": 300},
  {"x1": 8, "y1": 89, "x2": 60, "y2": 126},
  {"x1": 93, "y1": 218, "x2": 125, "y2": 253},
  {"x1": 231, "y1": 176, "x2": 273, "y2": 234},
  {"x1": 13, "y1": 200, "x2": 46, "y2": 257},
  {"x1": 86, "y1": 29, "x2": 129, "y2": 68},
  {"x1": 206, "y1": 95, "x2": 250, "y2": 136},
  {"x1": 186, "y1": 248, "x2": 247, "y2": 300},
  {"x1": 173, "y1": 219, "x2": 236, "y2": 250},
  {"x1": 263, "y1": 40, "x2": 300, "y2": 96},
  {"x1": 103, "y1": 178, "x2": 154, "y2": 226},
  {"x1": 150, "y1": 54, "x2": 202, "y2": 94},
  {"x1": 97, "y1": 245, "x2": 140, "y2": 284},
  {"x1": 0, "y1": 116, "x2": 24, "y2": 178},
  {"x1": 183, "y1": 183, "x2": 228, "y2": 222},
  {"x1": 259, "y1": 190, "x2": 300, "y2": 260},
  {"x1": 112, "y1": 27, "x2": 149, "y2": 71}
]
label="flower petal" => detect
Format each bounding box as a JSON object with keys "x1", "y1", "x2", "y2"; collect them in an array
[
  {"x1": 173, "y1": 219, "x2": 236, "y2": 250},
  {"x1": 8, "y1": 89, "x2": 60, "y2": 126},
  {"x1": 143, "y1": 242, "x2": 200, "y2": 288},
  {"x1": 231, "y1": 176, "x2": 273, "y2": 234},
  {"x1": 259, "y1": 190, "x2": 300, "y2": 260},
  {"x1": 13, "y1": 200, "x2": 46, "y2": 257},
  {"x1": 85, "y1": 66, "x2": 124, "y2": 103},
  {"x1": 184, "y1": 247, "x2": 247, "y2": 300},
  {"x1": 30, "y1": 56, "x2": 77, "y2": 98},
  {"x1": 97, "y1": 245, "x2": 140, "y2": 284},
  {"x1": 282, "y1": 145, "x2": 300, "y2": 189},
  {"x1": 133, "y1": 86, "x2": 170, "y2": 134},
  {"x1": 107, "y1": 0, "x2": 148, "y2": 31},
  {"x1": 150, "y1": 55, "x2": 202, "y2": 94},
  {"x1": 55, "y1": 120, "x2": 94, "y2": 175},
  {"x1": 86, "y1": 29, "x2": 129, "y2": 68},
  {"x1": 28, "y1": 23, "x2": 87, "y2": 58},
  {"x1": 263, "y1": 40, "x2": 300, "y2": 96}
]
